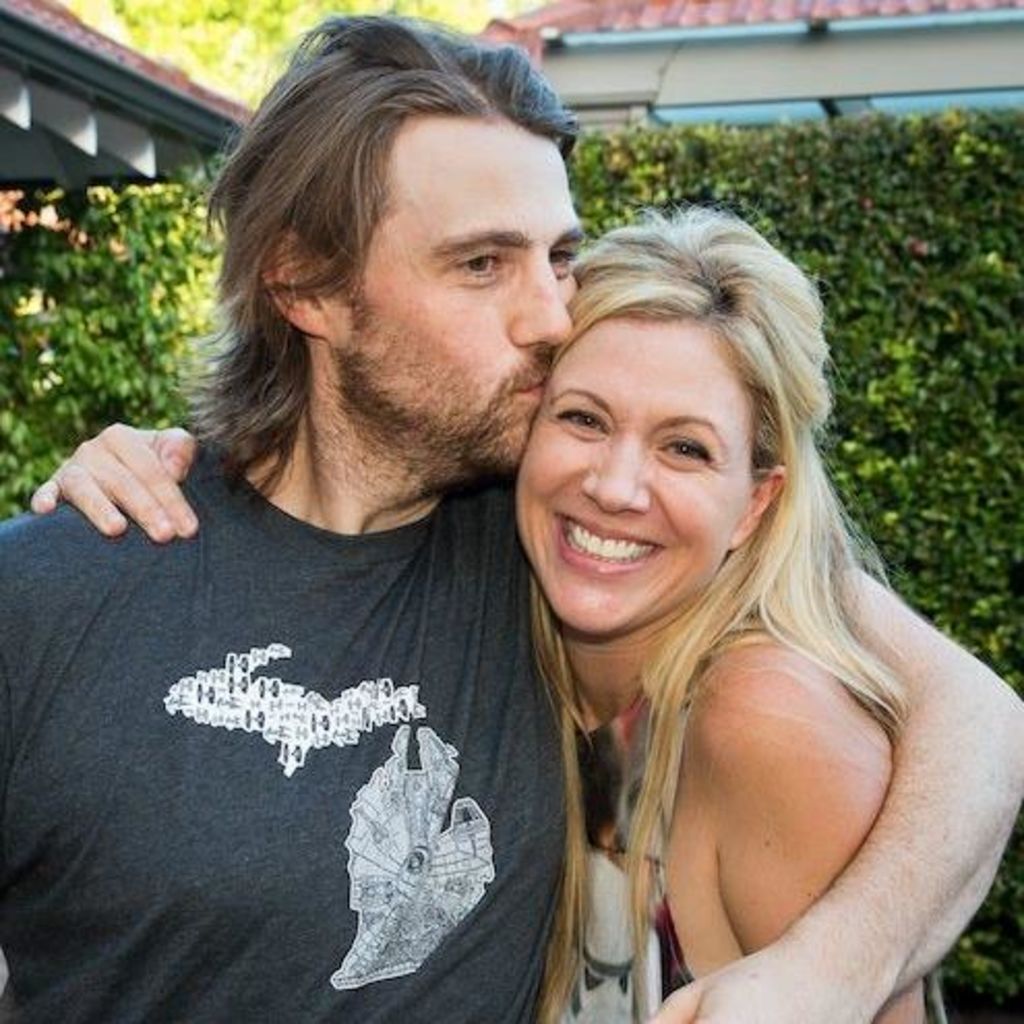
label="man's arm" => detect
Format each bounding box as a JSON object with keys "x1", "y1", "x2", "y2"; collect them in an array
[
  {"x1": 827, "y1": 575, "x2": 1023, "y2": 991},
  {"x1": 654, "y1": 578, "x2": 1024, "y2": 1023}
]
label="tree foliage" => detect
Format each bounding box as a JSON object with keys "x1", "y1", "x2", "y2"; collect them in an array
[
  {"x1": 67, "y1": 0, "x2": 524, "y2": 105},
  {"x1": 0, "y1": 181, "x2": 215, "y2": 506}
]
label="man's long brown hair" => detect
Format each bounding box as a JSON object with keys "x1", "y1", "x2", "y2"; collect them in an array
[{"x1": 190, "y1": 16, "x2": 578, "y2": 487}]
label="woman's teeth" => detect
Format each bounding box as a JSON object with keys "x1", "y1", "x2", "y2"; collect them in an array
[{"x1": 565, "y1": 521, "x2": 654, "y2": 563}]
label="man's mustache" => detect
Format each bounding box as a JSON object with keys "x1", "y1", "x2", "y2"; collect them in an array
[{"x1": 505, "y1": 346, "x2": 555, "y2": 394}]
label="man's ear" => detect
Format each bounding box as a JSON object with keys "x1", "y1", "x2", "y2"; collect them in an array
[
  {"x1": 729, "y1": 465, "x2": 786, "y2": 552},
  {"x1": 262, "y1": 241, "x2": 352, "y2": 343}
]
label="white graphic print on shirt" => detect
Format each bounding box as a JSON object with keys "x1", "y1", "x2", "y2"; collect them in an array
[
  {"x1": 332, "y1": 724, "x2": 496, "y2": 989},
  {"x1": 162, "y1": 645, "x2": 496, "y2": 991},
  {"x1": 164, "y1": 643, "x2": 427, "y2": 776}
]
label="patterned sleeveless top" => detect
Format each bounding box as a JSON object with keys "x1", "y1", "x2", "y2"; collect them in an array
[{"x1": 564, "y1": 700, "x2": 693, "y2": 1024}]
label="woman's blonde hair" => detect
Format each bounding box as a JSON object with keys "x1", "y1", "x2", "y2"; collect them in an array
[{"x1": 536, "y1": 207, "x2": 907, "y2": 1021}]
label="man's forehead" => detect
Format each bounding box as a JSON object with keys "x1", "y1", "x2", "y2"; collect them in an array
[{"x1": 384, "y1": 115, "x2": 577, "y2": 239}]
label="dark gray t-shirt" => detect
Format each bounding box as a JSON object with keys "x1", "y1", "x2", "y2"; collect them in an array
[{"x1": 0, "y1": 451, "x2": 563, "y2": 1023}]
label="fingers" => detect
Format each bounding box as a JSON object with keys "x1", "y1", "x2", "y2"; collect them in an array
[
  {"x1": 58, "y1": 462, "x2": 135, "y2": 540},
  {"x1": 115, "y1": 427, "x2": 199, "y2": 537},
  {"x1": 50, "y1": 461, "x2": 131, "y2": 537},
  {"x1": 31, "y1": 423, "x2": 199, "y2": 543},
  {"x1": 30, "y1": 478, "x2": 61, "y2": 515},
  {"x1": 153, "y1": 427, "x2": 199, "y2": 482},
  {"x1": 90, "y1": 423, "x2": 197, "y2": 540},
  {"x1": 648, "y1": 982, "x2": 702, "y2": 1024}
]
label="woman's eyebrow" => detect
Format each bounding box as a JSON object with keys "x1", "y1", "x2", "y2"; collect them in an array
[
  {"x1": 658, "y1": 415, "x2": 730, "y2": 454},
  {"x1": 550, "y1": 388, "x2": 612, "y2": 416},
  {"x1": 552, "y1": 393, "x2": 730, "y2": 447}
]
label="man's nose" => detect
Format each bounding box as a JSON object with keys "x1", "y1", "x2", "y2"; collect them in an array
[
  {"x1": 581, "y1": 440, "x2": 651, "y2": 514},
  {"x1": 510, "y1": 262, "x2": 574, "y2": 349}
]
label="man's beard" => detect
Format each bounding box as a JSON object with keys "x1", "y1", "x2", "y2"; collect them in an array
[{"x1": 333, "y1": 298, "x2": 554, "y2": 496}]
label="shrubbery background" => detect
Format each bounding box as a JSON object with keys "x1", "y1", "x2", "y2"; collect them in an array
[
  {"x1": 0, "y1": 182, "x2": 214, "y2": 508},
  {"x1": 1, "y1": 109, "x2": 1021, "y2": 1006}
]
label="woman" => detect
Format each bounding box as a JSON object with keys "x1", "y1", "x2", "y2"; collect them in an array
[
  {"x1": 37, "y1": 208, "x2": 927, "y2": 1023},
  {"x1": 517, "y1": 209, "x2": 922, "y2": 1023}
]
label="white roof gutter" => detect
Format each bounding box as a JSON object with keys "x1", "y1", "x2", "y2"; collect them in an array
[{"x1": 552, "y1": 7, "x2": 1024, "y2": 49}]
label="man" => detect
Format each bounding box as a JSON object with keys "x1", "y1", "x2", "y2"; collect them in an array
[{"x1": 7, "y1": 15, "x2": 1023, "y2": 1024}]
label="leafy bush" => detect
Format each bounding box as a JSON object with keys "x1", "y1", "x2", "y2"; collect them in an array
[
  {"x1": 0, "y1": 180, "x2": 217, "y2": 517},
  {"x1": 0, "y1": 109, "x2": 1020, "y2": 1004},
  {"x1": 571, "y1": 109, "x2": 1023, "y2": 1006}
]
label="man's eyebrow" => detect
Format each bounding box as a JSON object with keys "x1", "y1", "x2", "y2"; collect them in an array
[
  {"x1": 432, "y1": 225, "x2": 586, "y2": 261},
  {"x1": 555, "y1": 225, "x2": 587, "y2": 248}
]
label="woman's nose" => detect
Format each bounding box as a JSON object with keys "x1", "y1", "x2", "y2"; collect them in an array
[{"x1": 581, "y1": 441, "x2": 651, "y2": 514}]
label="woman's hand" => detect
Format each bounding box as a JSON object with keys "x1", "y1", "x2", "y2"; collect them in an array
[{"x1": 31, "y1": 424, "x2": 199, "y2": 542}]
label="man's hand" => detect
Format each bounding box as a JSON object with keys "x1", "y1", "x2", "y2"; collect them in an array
[
  {"x1": 30, "y1": 424, "x2": 199, "y2": 542},
  {"x1": 649, "y1": 946, "x2": 866, "y2": 1024}
]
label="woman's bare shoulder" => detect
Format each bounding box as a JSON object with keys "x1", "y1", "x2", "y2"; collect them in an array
[
  {"x1": 672, "y1": 639, "x2": 895, "y2": 953},
  {"x1": 686, "y1": 639, "x2": 892, "y2": 787}
]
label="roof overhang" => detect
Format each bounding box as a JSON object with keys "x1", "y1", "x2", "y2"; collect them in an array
[
  {"x1": 533, "y1": 9, "x2": 1024, "y2": 127},
  {"x1": 0, "y1": 4, "x2": 245, "y2": 187}
]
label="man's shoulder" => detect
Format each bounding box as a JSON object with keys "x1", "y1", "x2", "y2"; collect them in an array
[
  {"x1": 437, "y1": 480, "x2": 520, "y2": 557},
  {"x1": 439, "y1": 480, "x2": 515, "y2": 530},
  {"x1": 0, "y1": 506, "x2": 164, "y2": 615},
  {"x1": 426, "y1": 481, "x2": 527, "y2": 594},
  {"x1": 443, "y1": 479, "x2": 514, "y2": 508},
  {"x1": 0, "y1": 450, "x2": 231, "y2": 587},
  {"x1": 0, "y1": 504, "x2": 151, "y2": 569}
]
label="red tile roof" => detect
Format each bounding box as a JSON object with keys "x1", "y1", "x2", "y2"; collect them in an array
[
  {"x1": 6, "y1": 0, "x2": 249, "y2": 124},
  {"x1": 485, "y1": 0, "x2": 1024, "y2": 59}
]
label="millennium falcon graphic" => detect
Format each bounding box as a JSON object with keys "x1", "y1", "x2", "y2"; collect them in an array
[
  {"x1": 331, "y1": 724, "x2": 496, "y2": 990},
  {"x1": 163, "y1": 643, "x2": 427, "y2": 777}
]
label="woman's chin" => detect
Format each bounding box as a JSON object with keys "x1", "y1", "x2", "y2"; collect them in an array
[{"x1": 550, "y1": 596, "x2": 638, "y2": 646}]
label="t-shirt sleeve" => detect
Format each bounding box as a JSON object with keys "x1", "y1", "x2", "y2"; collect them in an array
[{"x1": 0, "y1": 636, "x2": 10, "y2": 856}]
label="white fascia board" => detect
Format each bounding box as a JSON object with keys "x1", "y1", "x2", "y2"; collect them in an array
[
  {"x1": 656, "y1": 100, "x2": 826, "y2": 124},
  {"x1": 0, "y1": 65, "x2": 30, "y2": 129},
  {"x1": 558, "y1": 21, "x2": 808, "y2": 47},
  {"x1": 543, "y1": 44, "x2": 675, "y2": 107},
  {"x1": 30, "y1": 80, "x2": 97, "y2": 154},
  {"x1": 556, "y1": 7, "x2": 1024, "y2": 48},
  {"x1": 544, "y1": 22, "x2": 1024, "y2": 110},
  {"x1": 660, "y1": 26, "x2": 1024, "y2": 105},
  {"x1": 826, "y1": 9, "x2": 1024, "y2": 33},
  {"x1": 96, "y1": 108, "x2": 155, "y2": 177}
]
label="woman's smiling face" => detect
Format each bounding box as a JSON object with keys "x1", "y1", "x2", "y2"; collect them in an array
[{"x1": 515, "y1": 316, "x2": 782, "y2": 650}]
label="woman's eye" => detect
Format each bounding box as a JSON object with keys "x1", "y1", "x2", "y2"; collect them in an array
[
  {"x1": 557, "y1": 409, "x2": 604, "y2": 431},
  {"x1": 666, "y1": 439, "x2": 710, "y2": 462}
]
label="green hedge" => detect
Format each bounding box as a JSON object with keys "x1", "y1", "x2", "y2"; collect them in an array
[
  {"x1": 570, "y1": 109, "x2": 1023, "y2": 1007},
  {"x1": 0, "y1": 110, "x2": 1021, "y2": 1005},
  {"x1": 0, "y1": 180, "x2": 217, "y2": 514}
]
